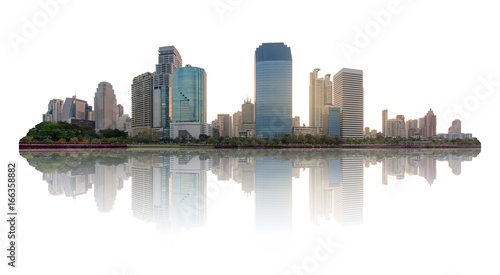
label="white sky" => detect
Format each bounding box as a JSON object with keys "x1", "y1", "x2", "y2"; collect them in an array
[{"x1": 1, "y1": 0, "x2": 499, "y2": 150}]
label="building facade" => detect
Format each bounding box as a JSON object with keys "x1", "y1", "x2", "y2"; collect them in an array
[
  {"x1": 61, "y1": 96, "x2": 91, "y2": 121},
  {"x1": 309, "y1": 68, "x2": 333, "y2": 129},
  {"x1": 255, "y1": 43, "x2": 293, "y2": 138},
  {"x1": 131, "y1": 72, "x2": 154, "y2": 136},
  {"x1": 172, "y1": 65, "x2": 207, "y2": 124},
  {"x1": 94, "y1": 81, "x2": 118, "y2": 131},
  {"x1": 333, "y1": 68, "x2": 364, "y2": 138},
  {"x1": 419, "y1": 109, "x2": 437, "y2": 138},
  {"x1": 322, "y1": 105, "x2": 340, "y2": 137},
  {"x1": 43, "y1": 99, "x2": 64, "y2": 122},
  {"x1": 241, "y1": 98, "x2": 256, "y2": 137},
  {"x1": 153, "y1": 46, "x2": 182, "y2": 138},
  {"x1": 217, "y1": 114, "x2": 231, "y2": 137}
]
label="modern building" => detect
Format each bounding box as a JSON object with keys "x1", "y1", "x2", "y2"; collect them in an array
[
  {"x1": 322, "y1": 105, "x2": 340, "y2": 137},
  {"x1": 217, "y1": 114, "x2": 231, "y2": 137},
  {"x1": 172, "y1": 65, "x2": 207, "y2": 124},
  {"x1": 153, "y1": 46, "x2": 183, "y2": 138},
  {"x1": 61, "y1": 96, "x2": 91, "y2": 121},
  {"x1": 94, "y1": 81, "x2": 118, "y2": 131},
  {"x1": 437, "y1": 119, "x2": 472, "y2": 140},
  {"x1": 241, "y1": 98, "x2": 256, "y2": 137},
  {"x1": 405, "y1": 119, "x2": 419, "y2": 138},
  {"x1": 43, "y1": 99, "x2": 64, "y2": 122},
  {"x1": 309, "y1": 68, "x2": 333, "y2": 129},
  {"x1": 385, "y1": 118, "x2": 406, "y2": 138},
  {"x1": 419, "y1": 109, "x2": 437, "y2": 138},
  {"x1": 117, "y1": 104, "x2": 124, "y2": 118},
  {"x1": 255, "y1": 43, "x2": 293, "y2": 138},
  {"x1": 382, "y1": 109, "x2": 388, "y2": 137},
  {"x1": 117, "y1": 114, "x2": 132, "y2": 136},
  {"x1": 232, "y1": 111, "x2": 242, "y2": 138},
  {"x1": 170, "y1": 122, "x2": 212, "y2": 139},
  {"x1": 449, "y1": 119, "x2": 461, "y2": 133},
  {"x1": 333, "y1": 68, "x2": 364, "y2": 138},
  {"x1": 292, "y1": 126, "x2": 322, "y2": 136},
  {"x1": 131, "y1": 72, "x2": 154, "y2": 136}
]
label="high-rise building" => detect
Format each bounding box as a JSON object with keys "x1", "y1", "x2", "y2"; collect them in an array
[
  {"x1": 255, "y1": 43, "x2": 293, "y2": 138},
  {"x1": 385, "y1": 119, "x2": 406, "y2": 138},
  {"x1": 419, "y1": 109, "x2": 437, "y2": 138},
  {"x1": 131, "y1": 72, "x2": 154, "y2": 136},
  {"x1": 333, "y1": 68, "x2": 364, "y2": 138},
  {"x1": 292, "y1": 116, "x2": 300, "y2": 127},
  {"x1": 396, "y1": 115, "x2": 405, "y2": 124},
  {"x1": 382, "y1": 109, "x2": 388, "y2": 137},
  {"x1": 405, "y1": 119, "x2": 419, "y2": 138},
  {"x1": 43, "y1": 99, "x2": 64, "y2": 122},
  {"x1": 61, "y1": 96, "x2": 90, "y2": 121},
  {"x1": 449, "y1": 119, "x2": 461, "y2": 133},
  {"x1": 172, "y1": 65, "x2": 207, "y2": 124},
  {"x1": 232, "y1": 111, "x2": 242, "y2": 137},
  {"x1": 309, "y1": 68, "x2": 333, "y2": 129},
  {"x1": 153, "y1": 46, "x2": 182, "y2": 138},
  {"x1": 117, "y1": 104, "x2": 124, "y2": 118},
  {"x1": 322, "y1": 105, "x2": 340, "y2": 137},
  {"x1": 241, "y1": 98, "x2": 256, "y2": 136},
  {"x1": 94, "y1": 82, "x2": 118, "y2": 131},
  {"x1": 217, "y1": 114, "x2": 231, "y2": 137}
]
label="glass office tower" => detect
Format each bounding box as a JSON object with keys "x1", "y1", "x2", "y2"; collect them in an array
[
  {"x1": 172, "y1": 65, "x2": 207, "y2": 123},
  {"x1": 255, "y1": 43, "x2": 293, "y2": 138}
]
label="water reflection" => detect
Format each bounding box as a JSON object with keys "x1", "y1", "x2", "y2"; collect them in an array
[{"x1": 21, "y1": 149, "x2": 480, "y2": 231}]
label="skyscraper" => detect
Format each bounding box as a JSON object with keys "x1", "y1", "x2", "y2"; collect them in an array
[
  {"x1": 255, "y1": 43, "x2": 293, "y2": 138},
  {"x1": 61, "y1": 96, "x2": 90, "y2": 121},
  {"x1": 232, "y1": 111, "x2": 242, "y2": 137},
  {"x1": 217, "y1": 114, "x2": 231, "y2": 137},
  {"x1": 449, "y1": 119, "x2": 461, "y2": 133},
  {"x1": 323, "y1": 104, "x2": 340, "y2": 137},
  {"x1": 117, "y1": 104, "x2": 124, "y2": 118},
  {"x1": 43, "y1": 99, "x2": 64, "y2": 122},
  {"x1": 309, "y1": 68, "x2": 332, "y2": 129},
  {"x1": 241, "y1": 98, "x2": 256, "y2": 136},
  {"x1": 171, "y1": 65, "x2": 207, "y2": 124},
  {"x1": 333, "y1": 68, "x2": 364, "y2": 138},
  {"x1": 406, "y1": 119, "x2": 419, "y2": 138},
  {"x1": 131, "y1": 72, "x2": 154, "y2": 136},
  {"x1": 153, "y1": 46, "x2": 182, "y2": 138},
  {"x1": 420, "y1": 109, "x2": 437, "y2": 138},
  {"x1": 382, "y1": 109, "x2": 388, "y2": 137},
  {"x1": 94, "y1": 81, "x2": 118, "y2": 130}
]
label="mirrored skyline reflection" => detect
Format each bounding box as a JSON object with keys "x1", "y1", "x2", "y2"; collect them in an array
[{"x1": 20, "y1": 149, "x2": 480, "y2": 232}]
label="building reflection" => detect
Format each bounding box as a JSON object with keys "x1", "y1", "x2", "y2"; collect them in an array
[
  {"x1": 255, "y1": 157, "x2": 293, "y2": 232},
  {"x1": 23, "y1": 149, "x2": 480, "y2": 232}
]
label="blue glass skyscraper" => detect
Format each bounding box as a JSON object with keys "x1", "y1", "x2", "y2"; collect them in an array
[
  {"x1": 255, "y1": 43, "x2": 293, "y2": 138},
  {"x1": 172, "y1": 65, "x2": 207, "y2": 123}
]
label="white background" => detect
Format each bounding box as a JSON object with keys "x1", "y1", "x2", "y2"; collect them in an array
[{"x1": 1, "y1": 0, "x2": 499, "y2": 274}]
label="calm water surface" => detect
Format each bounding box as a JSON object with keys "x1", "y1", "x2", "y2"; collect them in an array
[{"x1": 17, "y1": 148, "x2": 496, "y2": 275}]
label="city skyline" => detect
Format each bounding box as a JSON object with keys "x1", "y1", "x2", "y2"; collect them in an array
[{"x1": 34, "y1": 43, "x2": 479, "y2": 139}]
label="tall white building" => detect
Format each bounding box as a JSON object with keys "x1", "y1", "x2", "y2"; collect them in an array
[
  {"x1": 309, "y1": 68, "x2": 332, "y2": 129},
  {"x1": 94, "y1": 81, "x2": 118, "y2": 130},
  {"x1": 333, "y1": 68, "x2": 364, "y2": 138}
]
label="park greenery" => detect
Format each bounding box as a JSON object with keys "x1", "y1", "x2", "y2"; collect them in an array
[{"x1": 21, "y1": 122, "x2": 481, "y2": 148}]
